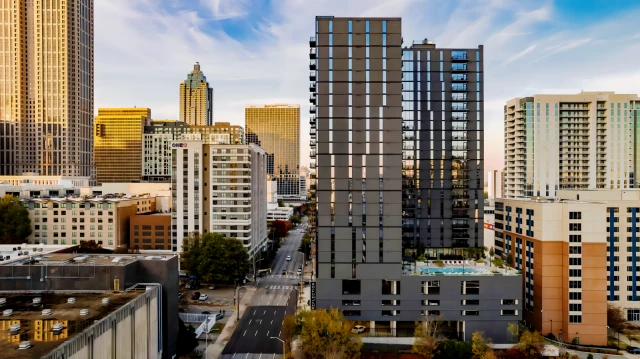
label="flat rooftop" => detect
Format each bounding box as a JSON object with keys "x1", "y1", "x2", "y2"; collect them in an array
[
  {"x1": 0, "y1": 253, "x2": 176, "y2": 267},
  {"x1": 0, "y1": 291, "x2": 141, "y2": 359}
]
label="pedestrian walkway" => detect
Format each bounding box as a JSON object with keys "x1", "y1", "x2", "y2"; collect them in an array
[
  {"x1": 265, "y1": 285, "x2": 297, "y2": 290},
  {"x1": 206, "y1": 286, "x2": 257, "y2": 359},
  {"x1": 267, "y1": 274, "x2": 300, "y2": 279}
]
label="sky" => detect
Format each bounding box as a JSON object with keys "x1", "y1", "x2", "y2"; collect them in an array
[{"x1": 95, "y1": 0, "x2": 640, "y2": 173}]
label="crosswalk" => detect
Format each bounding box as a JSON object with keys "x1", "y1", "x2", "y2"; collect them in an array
[
  {"x1": 266, "y1": 285, "x2": 296, "y2": 290},
  {"x1": 267, "y1": 274, "x2": 299, "y2": 279}
]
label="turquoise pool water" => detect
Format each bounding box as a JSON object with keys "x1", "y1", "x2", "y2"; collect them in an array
[{"x1": 419, "y1": 267, "x2": 487, "y2": 275}]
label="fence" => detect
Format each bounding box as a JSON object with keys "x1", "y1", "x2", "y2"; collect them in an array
[{"x1": 179, "y1": 313, "x2": 212, "y2": 323}]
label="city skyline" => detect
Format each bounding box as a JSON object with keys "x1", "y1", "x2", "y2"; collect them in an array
[{"x1": 94, "y1": 0, "x2": 640, "y2": 172}]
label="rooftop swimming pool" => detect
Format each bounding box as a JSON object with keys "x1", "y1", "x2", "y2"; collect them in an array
[{"x1": 419, "y1": 267, "x2": 490, "y2": 275}]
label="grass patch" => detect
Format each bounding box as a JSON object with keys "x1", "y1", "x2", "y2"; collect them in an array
[
  {"x1": 209, "y1": 322, "x2": 225, "y2": 333},
  {"x1": 608, "y1": 335, "x2": 628, "y2": 350}
]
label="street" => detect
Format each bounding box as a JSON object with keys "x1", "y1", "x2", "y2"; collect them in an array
[{"x1": 220, "y1": 218, "x2": 308, "y2": 358}]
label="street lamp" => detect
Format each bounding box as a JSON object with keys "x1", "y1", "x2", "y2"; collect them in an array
[
  {"x1": 270, "y1": 337, "x2": 285, "y2": 357},
  {"x1": 235, "y1": 285, "x2": 247, "y2": 320}
]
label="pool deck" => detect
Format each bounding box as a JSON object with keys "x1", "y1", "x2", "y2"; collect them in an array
[{"x1": 403, "y1": 260, "x2": 520, "y2": 276}]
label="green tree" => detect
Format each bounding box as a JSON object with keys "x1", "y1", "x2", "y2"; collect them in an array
[
  {"x1": 0, "y1": 195, "x2": 32, "y2": 244},
  {"x1": 435, "y1": 340, "x2": 472, "y2": 359},
  {"x1": 472, "y1": 331, "x2": 496, "y2": 359},
  {"x1": 176, "y1": 318, "x2": 198, "y2": 356},
  {"x1": 413, "y1": 315, "x2": 443, "y2": 359},
  {"x1": 297, "y1": 308, "x2": 362, "y2": 359},
  {"x1": 182, "y1": 232, "x2": 250, "y2": 283},
  {"x1": 506, "y1": 253, "x2": 514, "y2": 267},
  {"x1": 290, "y1": 215, "x2": 301, "y2": 225},
  {"x1": 299, "y1": 235, "x2": 312, "y2": 260},
  {"x1": 488, "y1": 247, "x2": 495, "y2": 267},
  {"x1": 277, "y1": 199, "x2": 285, "y2": 207},
  {"x1": 491, "y1": 257, "x2": 504, "y2": 268}
]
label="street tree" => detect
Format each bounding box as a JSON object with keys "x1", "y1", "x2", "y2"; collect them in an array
[
  {"x1": 506, "y1": 253, "x2": 514, "y2": 267},
  {"x1": 517, "y1": 330, "x2": 545, "y2": 358},
  {"x1": 272, "y1": 220, "x2": 291, "y2": 240},
  {"x1": 472, "y1": 331, "x2": 496, "y2": 359},
  {"x1": 290, "y1": 215, "x2": 301, "y2": 225},
  {"x1": 488, "y1": 247, "x2": 495, "y2": 267},
  {"x1": 182, "y1": 232, "x2": 250, "y2": 283},
  {"x1": 413, "y1": 315, "x2": 443, "y2": 359},
  {"x1": 607, "y1": 304, "x2": 626, "y2": 332},
  {"x1": 0, "y1": 195, "x2": 31, "y2": 244},
  {"x1": 297, "y1": 308, "x2": 362, "y2": 359}
]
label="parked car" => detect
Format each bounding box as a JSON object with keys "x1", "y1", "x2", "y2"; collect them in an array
[
  {"x1": 627, "y1": 346, "x2": 640, "y2": 354},
  {"x1": 208, "y1": 284, "x2": 215, "y2": 290},
  {"x1": 178, "y1": 292, "x2": 184, "y2": 299},
  {"x1": 199, "y1": 294, "x2": 209, "y2": 301},
  {"x1": 282, "y1": 270, "x2": 287, "y2": 275},
  {"x1": 286, "y1": 255, "x2": 292, "y2": 261},
  {"x1": 351, "y1": 325, "x2": 366, "y2": 334},
  {"x1": 202, "y1": 311, "x2": 210, "y2": 315},
  {"x1": 215, "y1": 313, "x2": 224, "y2": 320},
  {"x1": 303, "y1": 280, "x2": 311, "y2": 285},
  {"x1": 191, "y1": 291, "x2": 201, "y2": 300}
]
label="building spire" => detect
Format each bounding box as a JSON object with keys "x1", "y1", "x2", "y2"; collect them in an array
[{"x1": 193, "y1": 62, "x2": 201, "y2": 73}]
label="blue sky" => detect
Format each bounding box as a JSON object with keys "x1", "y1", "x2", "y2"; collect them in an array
[{"x1": 95, "y1": 0, "x2": 640, "y2": 172}]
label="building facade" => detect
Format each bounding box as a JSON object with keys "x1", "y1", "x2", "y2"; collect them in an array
[
  {"x1": 487, "y1": 170, "x2": 504, "y2": 205},
  {"x1": 95, "y1": 108, "x2": 151, "y2": 184},
  {"x1": 171, "y1": 141, "x2": 268, "y2": 257},
  {"x1": 130, "y1": 213, "x2": 172, "y2": 250},
  {"x1": 504, "y1": 92, "x2": 640, "y2": 198},
  {"x1": 21, "y1": 195, "x2": 157, "y2": 249},
  {"x1": 142, "y1": 121, "x2": 244, "y2": 182},
  {"x1": 491, "y1": 190, "x2": 640, "y2": 345},
  {"x1": 310, "y1": 17, "x2": 515, "y2": 342},
  {"x1": 401, "y1": 40, "x2": 484, "y2": 255},
  {"x1": 0, "y1": 0, "x2": 94, "y2": 179},
  {"x1": 179, "y1": 62, "x2": 213, "y2": 126},
  {"x1": 245, "y1": 104, "x2": 301, "y2": 199}
]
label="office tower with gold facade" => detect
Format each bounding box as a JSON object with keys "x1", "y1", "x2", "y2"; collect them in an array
[
  {"x1": 245, "y1": 104, "x2": 301, "y2": 199},
  {"x1": 179, "y1": 62, "x2": 213, "y2": 126},
  {"x1": 95, "y1": 108, "x2": 151, "y2": 184},
  {"x1": 0, "y1": 0, "x2": 94, "y2": 179}
]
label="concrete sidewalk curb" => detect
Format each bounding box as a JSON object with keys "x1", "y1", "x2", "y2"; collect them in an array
[{"x1": 206, "y1": 286, "x2": 258, "y2": 359}]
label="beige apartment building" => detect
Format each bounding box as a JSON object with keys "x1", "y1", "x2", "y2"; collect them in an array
[
  {"x1": 22, "y1": 195, "x2": 157, "y2": 250},
  {"x1": 0, "y1": 0, "x2": 94, "y2": 179},
  {"x1": 503, "y1": 92, "x2": 640, "y2": 198},
  {"x1": 495, "y1": 189, "x2": 640, "y2": 345}
]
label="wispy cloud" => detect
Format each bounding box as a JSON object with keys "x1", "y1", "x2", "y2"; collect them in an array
[{"x1": 95, "y1": 0, "x2": 640, "y2": 173}]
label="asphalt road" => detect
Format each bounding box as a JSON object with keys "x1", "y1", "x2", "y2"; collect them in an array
[{"x1": 221, "y1": 218, "x2": 307, "y2": 357}]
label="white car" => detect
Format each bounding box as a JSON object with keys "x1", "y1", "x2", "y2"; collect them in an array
[
  {"x1": 351, "y1": 325, "x2": 366, "y2": 334},
  {"x1": 199, "y1": 294, "x2": 208, "y2": 301},
  {"x1": 286, "y1": 255, "x2": 292, "y2": 261}
]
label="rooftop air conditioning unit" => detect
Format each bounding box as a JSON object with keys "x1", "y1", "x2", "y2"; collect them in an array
[
  {"x1": 52, "y1": 323, "x2": 63, "y2": 332},
  {"x1": 0, "y1": 298, "x2": 6, "y2": 305},
  {"x1": 42, "y1": 309, "x2": 51, "y2": 316},
  {"x1": 9, "y1": 323, "x2": 20, "y2": 332},
  {"x1": 101, "y1": 298, "x2": 109, "y2": 304},
  {"x1": 3, "y1": 309, "x2": 12, "y2": 316},
  {"x1": 79, "y1": 309, "x2": 89, "y2": 316},
  {"x1": 18, "y1": 341, "x2": 31, "y2": 350},
  {"x1": 67, "y1": 298, "x2": 76, "y2": 304},
  {"x1": 32, "y1": 297, "x2": 41, "y2": 304}
]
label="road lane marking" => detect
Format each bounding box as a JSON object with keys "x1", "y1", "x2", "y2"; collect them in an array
[
  {"x1": 264, "y1": 310, "x2": 266, "y2": 315},
  {"x1": 233, "y1": 354, "x2": 237, "y2": 359},
  {"x1": 274, "y1": 310, "x2": 276, "y2": 315},
  {"x1": 279, "y1": 330, "x2": 281, "y2": 337},
  {"x1": 267, "y1": 330, "x2": 270, "y2": 337},
  {"x1": 271, "y1": 320, "x2": 273, "y2": 324},
  {"x1": 243, "y1": 330, "x2": 247, "y2": 336},
  {"x1": 255, "y1": 330, "x2": 258, "y2": 336},
  {"x1": 246, "y1": 354, "x2": 249, "y2": 359},
  {"x1": 249, "y1": 319, "x2": 252, "y2": 325},
  {"x1": 253, "y1": 310, "x2": 257, "y2": 315}
]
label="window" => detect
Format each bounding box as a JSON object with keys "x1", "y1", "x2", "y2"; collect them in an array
[
  {"x1": 569, "y1": 315, "x2": 582, "y2": 323},
  {"x1": 381, "y1": 311, "x2": 400, "y2": 316},
  {"x1": 462, "y1": 310, "x2": 479, "y2": 316},
  {"x1": 423, "y1": 300, "x2": 440, "y2": 306},
  {"x1": 569, "y1": 258, "x2": 582, "y2": 266},
  {"x1": 462, "y1": 280, "x2": 479, "y2": 295},
  {"x1": 382, "y1": 300, "x2": 401, "y2": 306},
  {"x1": 569, "y1": 212, "x2": 582, "y2": 220},
  {"x1": 569, "y1": 281, "x2": 582, "y2": 288},
  {"x1": 342, "y1": 280, "x2": 361, "y2": 295},
  {"x1": 569, "y1": 269, "x2": 582, "y2": 277},
  {"x1": 501, "y1": 310, "x2": 517, "y2": 316},
  {"x1": 462, "y1": 299, "x2": 479, "y2": 305},
  {"x1": 342, "y1": 300, "x2": 361, "y2": 306},
  {"x1": 501, "y1": 299, "x2": 517, "y2": 305},
  {"x1": 569, "y1": 246, "x2": 582, "y2": 254},
  {"x1": 422, "y1": 310, "x2": 441, "y2": 316},
  {"x1": 569, "y1": 223, "x2": 581, "y2": 231},
  {"x1": 422, "y1": 281, "x2": 440, "y2": 295},
  {"x1": 569, "y1": 235, "x2": 582, "y2": 242},
  {"x1": 381, "y1": 280, "x2": 400, "y2": 295},
  {"x1": 569, "y1": 292, "x2": 582, "y2": 300}
]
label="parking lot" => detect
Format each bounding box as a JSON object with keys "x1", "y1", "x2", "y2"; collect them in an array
[{"x1": 179, "y1": 283, "x2": 238, "y2": 314}]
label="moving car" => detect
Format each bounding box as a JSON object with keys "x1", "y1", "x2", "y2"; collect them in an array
[
  {"x1": 199, "y1": 294, "x2": 209, "y2": 301},
  {"x1": 215, "y1": 313, "x2": 224, "y2": 320},
  {"x1": 286, "y1": 255, "x2": 292, "y2": 261},
  {"x1": 351, "y1": 325, "x2": 366, "y2": 334},
  {"x1": 282, "y1": 270, "x2": 287, "y2": 275}
]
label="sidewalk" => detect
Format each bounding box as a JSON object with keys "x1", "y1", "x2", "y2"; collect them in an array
[{"x1": 206, "y1": 286, "x2": 257, "y2": 359}]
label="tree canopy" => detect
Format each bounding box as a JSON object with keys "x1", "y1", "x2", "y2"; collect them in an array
[
  {"x1": 176, "y1": 318, "x2": 198, "y2": 356},
  {"x1": 271, "y1": 220, "x2": 291, "y2": 240},
  {"x1": 413, "y1": 315, "x2": 443, "y2": 359},
  {"x1": 0, "y1": 195, "x2": 31, "y2": 244},
  {"x1": 516, "y1": 330, "x2": 545, "y2": 358},
  {"x1": 472, "y1": 331, "x2": 496, "y2": 359},
  {"x1": 607, "y1": 304, "x2": 626, "y2": 332},
  {"x1": 181, "y1": 232, "x2": 250, "y2": 283},
  {"x1": 293, "y1": 308, "x2": 362, "y2": 359}
]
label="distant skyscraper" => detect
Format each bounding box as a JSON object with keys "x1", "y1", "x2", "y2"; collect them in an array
[
  {"x1": 245, "y1": 104, "x2": 301, "y2": 199},
  {"x1": 94, "y1": 108, "x2": 151, "y2": 184},
  {"x1": 504, "y1": 92, "x2": 640, "y2": 198},
  {"x1": 0, "y1": 0, "x2": 94, "y2": 179},
  {"x1": 487, "y1": 170, "x2": 504, "y2": 204},
  {"x1": 179, "y1": 62, "x2": 213, "y2": 126}
]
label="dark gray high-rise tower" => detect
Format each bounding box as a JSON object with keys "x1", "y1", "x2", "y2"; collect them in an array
[
  {"x1": 401, "y1": 41, "x2": 484, "y2": 257},
  {"x1": 310, "y1": 17, "x2": 518, "y2": 343}
]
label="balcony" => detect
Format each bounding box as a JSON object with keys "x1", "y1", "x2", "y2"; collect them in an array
[
  {"x1": 309, "y1": 115, "x2": 316, "y2": 126},
  {"x1": 310, "y1": 128, "x2": 316, "y2": 136},
  {"x1": 309, "y1": 48, "x2": 316, "y2": 59},
  {"x1": 309, "y1": 71, "x2": 316, "y2": 81},
  {"x1": 309, "y1": 81, "x2": 316, "y2": 92},
  {"x1": 451, "y1": 54, "x2": 468, "y2": 61},
  {"x1": 310, "y1": 150, "x2": 316, "y2": 158},
  {"x1": 309, "y1": 94, "x2": 316, "y2": 104},
  {"x1": 310, "y1": 105, "x2": 316, "y2": 113},
  {"x1": 451, "y1": 64, "x2": 468, "y2": 72},
  {"x1": 309, "y1": 36, "x2": 316, "y2": 47},
  {"x1": 309, "y1": 59, "x2": 316, "y2": 70},
  {"x1": 452, "y1": 74, "x2": 468, "y2": 82}
]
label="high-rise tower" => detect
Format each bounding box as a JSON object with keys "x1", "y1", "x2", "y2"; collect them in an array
[
  {"x1": 0, "y1": 0, "x2": 94, "y2": 179},
  {"x1": 179, "y1": 62, "x2": 213, "y2": 126}
]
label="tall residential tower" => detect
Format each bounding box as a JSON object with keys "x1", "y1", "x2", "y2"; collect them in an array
[
  {"x1": 245, "y1": 104, "x2": 301, "y2": 199},
  {"x1": 503, "y1": 92, "x2": 640, "y2": 198},
  {"x1": 0, "y1": 0, "x2": 94, "y2": 179},
  {"x1": 179, "y1": 62, "x2": 213, "y2": 126}
]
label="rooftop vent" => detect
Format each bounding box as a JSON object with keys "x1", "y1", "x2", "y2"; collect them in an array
[
  {"x1": 67, "y1": 297, "x2": 76, "y2": 304},
  {"x1": 0, "y1": 298, "x2": 6, "y2": 305},
  {"x1": 18, "y1": 341, "x2": 31, "y2": 350},
  {"x1": 79, "y1": 309, "x2": 89, "y2": 316},
  {"x1": 101, "y1": 298, "x2": 109, "y2": 304},
  {"x1": 9, "y1": 323, "x2": 20, "y2": 332},
  {"x1": 3, "y1": 309, "x2": 12, "y2": 316},
  {"x1": 42, "y1": 309, "x2": 51, "y2": 316},
  {"x1": 52, "y1": 323, "x2": 63, "y2": 332},
  {"x1": 32, "y1": 297, "x2": 41, "y2": 304}
]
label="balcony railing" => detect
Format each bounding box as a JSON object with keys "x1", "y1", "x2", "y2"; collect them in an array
[
  {"x1": 309, "y1": 71, "x2": 316, "y2": 80},
  {"x1": 309, "y1": 48, "x2": 316, "y2": 58},
  {"x1": 310, "y1": 105, "x2": 316, "y2": 113},
  {"x1": 309, "y1": 36, "x2": 316, "y2": 45},
  {"x1": 309, "y1": 59, "x2": 316, "y2": 70},
  {"x1": 309, "y1": 94, "x2": 316, "y2": 104}
]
